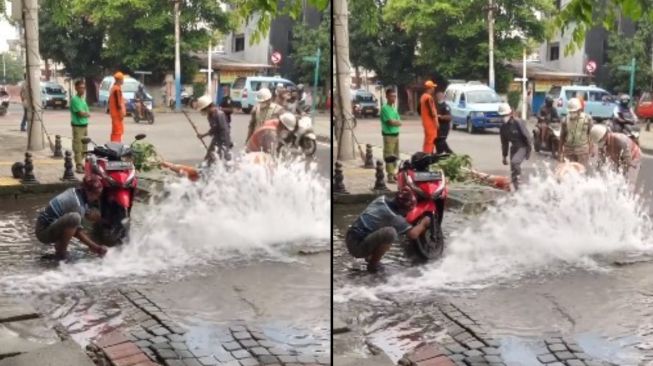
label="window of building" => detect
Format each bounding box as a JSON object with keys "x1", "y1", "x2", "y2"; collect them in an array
[
  {"x1": 234, "y1": 34, "x2": 245, "y2": 52},
  {"x1": 549, "y1": 43, "x2": 560, "y2": 61}
]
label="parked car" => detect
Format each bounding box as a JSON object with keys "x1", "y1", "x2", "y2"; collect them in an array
[
  {"x1": 444, "y1": 82, "x2": 504, "y2": 134},
  {"x1": 230, "y1": 76, "x2": 295, "y2": 113},
  {"x1": 351, "y1": 89, "x2": 379, "y2": 118},
  {"x1": 98, "y1": 76, "x2": 152, "y2": 115},
  {"x1": 548, "y1": 85, "x2": 616, "y2": 121},
  {"x1": 40, "y1": 82, "x2": 68, "y2": 109}
]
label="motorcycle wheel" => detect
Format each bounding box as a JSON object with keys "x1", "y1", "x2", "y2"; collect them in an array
[
  {"x1": 533, "y1": 131, "x2": 541, "y2": 152},
  {"x1": 301, "y1": 138, "x2": 317, "y2": 157},
  {"x1": 147, "y1": 110, "x2": 155, "y2": 124},
  {"x1": 550, "y1": 138, "x2": 559, "y2": 159},
  {"x1": 413, "y1": 213, "x2": 445, "y2": 260},
  {"x1": 0, "y1": 109, "x2": 6, "y2": 117},
  {"x1": 133, "y1": 113, "x2": 140, "y2": 124},
  {"x1": 96, "y1": 203, "x2": 130, "y2": 246}
]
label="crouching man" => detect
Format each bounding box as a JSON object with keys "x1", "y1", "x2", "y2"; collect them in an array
[
  {"x1": 35, "y1": 176, "x2": 108, "y2": 260},
  {"x1": 345, "y1": 188, "x2": 431, "y2": 273}
]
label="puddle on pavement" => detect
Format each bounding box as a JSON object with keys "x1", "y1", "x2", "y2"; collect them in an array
[
  {"x1": 0, "y1": 157, "x2": 330, "y2": 350},
  {"x1": 334, "y1": 169, "x2": 653, "y2": 365}
]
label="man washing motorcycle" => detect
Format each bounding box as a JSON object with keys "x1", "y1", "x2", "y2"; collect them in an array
[
  {"x1": 589, "y1": 124, "x2": 641, "y2": 188},
  {"x1": 246, "y1": 112, "x2": 297, "y2": 154},
  {"x1": 35, "y1": 176, "x2": 108, "y2": 260},
  {"x1": 345, "y1": 188, "x2": 431, "y2": 273}
]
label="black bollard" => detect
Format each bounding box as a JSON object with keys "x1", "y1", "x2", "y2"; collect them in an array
[
  {"x1": 364, "y1": 144, "x2": 374, "y2": 169},
  {"x1": 373, "y1": 160, "x2": 388, "y2": 191},
  {"x1": 11, "y1": 162, "x2": 24, "y2": 179},
  {"x1": 333, "y1": 161, "x2": 348, "y2": 194},
  {"x1": 62, "y1": 150, "x2": 78, "y2": 182},
  {"x1": 53, "y1": 135, "x2": 63, "y2": 158},
  {"x1": 21, "y1": 152, "x2": 38, "y2": 184}
]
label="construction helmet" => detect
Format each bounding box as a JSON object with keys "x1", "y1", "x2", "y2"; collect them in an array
[
  {"x1": 256, "y1": 88, "x2": 272, "y2": 103},
  {"x1": 279, "y1": 112, "x2": 297, "y2": 131},
  {"x1": 590, "y1": 124, "x2": 608, "y2": 144},
  {"x1": 497, "y1": 103, "x2": 512, "y2": 116},
  {"x1": 195, "y1": 95, "x2": 213, "y2": 111},
  {"x1": 567, "y1": 98, "x2": 582, "y2": 112}
]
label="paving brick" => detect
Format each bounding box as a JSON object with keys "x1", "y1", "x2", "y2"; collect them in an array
[
  {"x1": 464, "y1": 355, "x2": 486, "y2": 363},
  {"x1": 182, "y1": 359, "x2": 203, "y2": 366},
  {"x1": 554, "y1": 351, "x2": 575, "y2": 361},
  {"x1": 547, "y1": 363, "x2": 565, "y2": 366},
  {"x1": 95, "y1": 331, "x2": 130, "y2": 348},
  {"x1": 134, "y1": 340, "x2": 151, "y2": 349},
  {"x1": 170, "y1": 342, "x2": 188, "y2": 351},
  {"x1": 151, "y1": 327, "x2": 171, "y2": 337},
  {"x1": 221, "y1": 362, "x2": 240, "y2": 366},
  {"x1": 567, "y1": 360, "x2": 585, "y2": 366},
  {"x1": 548, "y1": 343, "x2": 567, "y2": 352},
  {"x1": 250, "y1": 347, "x2": 270, "y2": 356},
  {"x1": 230, "y1": 325, "x2": 248, "y2": 332},
  {"x1": 449, "y1": 354, "x2": 464, "y2": 361},
  {"x1": 152, "y1": 342, "x2": 173, "y2": 350},
  {"x1": 131, "y1": 362, "x2": 159, "y2": 366},
  {"x1": 239, "y1": 358, "x2": 260, "y2": 366},
  {"x1": 544, "y1": 337, "x2": 563, "y2": 345},
  {"x1": 232, "y1": 349, "x2": 252, "y2": 359},
  {"x1": 150, "y1": 336, "x2": 169, "y2": 345},
  {"x1": 234, "y1": 331, "x2": 252, "y2": 340},
  {"x1": 165, "y1": 361, "x2": 185, "y2": 366},
  {"x1": 445, "y1": 344, "x2": 466, "y2": 354},
  {"x1": 223, "y1": 341, "x2": 242, "y2": 351},
  {"x1": 197, "y1": 356, "x2": 218, "y2": 366},
  {"x1": 177, "y1": 350, "x2": 193, "y2": 358},
  {"x1": 484, "y1": 355, "x2": 502, "y2": 363},
  {"x1": 113, "y1": 353, "x2": 151, "y2": 366},
  {"x1": 481, "y1": 347, "x2": 500, "y2": 355},
  {"x1": 269, "y1": 347, "x2": 291, "y2": 356},
  {"x1": 239, "y1": 339, "x2": 260, "y2": 348},
  {"x1": 167, "y1": 334, "x2": 185, "y2": 342},
  {"x1": 257, "y1": 340, "x2": 277, "y2": 348},
  {"x1": 215, "y1": 351, "x2": 236, "y2": 362},
  {"x1": 537, "y1": 354, "x2": 557, "y2": 363},
  {"x1": 278, "y1": 355, "x2": 299, "y2": 363},
  {"x1": 409, "y1": 344, "x2": 446, "y2": 362},
  {"x1": 416, "y1": 355, "x2": 456, "y2": 366},
  {"x1": 141, "y1": 320, "x2": 159, "y2": 328},
  {"x1": 257, "y1": 354, "x2": 279, "y2": 364},
  {"x1": 567, "y1": 343, "x2": 583, "y2": 353},
  {"x1": 169, "y1": 326, "x2": 187, "y2": 335},
  {"x1": 463, "y1": 350, "x2": 484, "y2": 357},
  {"x1": 465, "y1": 340, "x2": 485, "y2": 350},
  {"x1": 155, "y1": 348, "x2": 179, "y2": 360},
  {"x1": 104, "y1": 342, "x2": 142, "y2": 361},
  {"x1": 574, "y1": 352, "x2": 590, "y2": 360}
]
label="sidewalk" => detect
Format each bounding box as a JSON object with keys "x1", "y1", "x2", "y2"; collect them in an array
[{"x1": 640, "y1": 127, "x2": 653, "y2": 155}]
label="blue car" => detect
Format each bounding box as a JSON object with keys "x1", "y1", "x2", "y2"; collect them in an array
[{"x1": 444, "y1": 82, "x2": 504, "y2": 134}]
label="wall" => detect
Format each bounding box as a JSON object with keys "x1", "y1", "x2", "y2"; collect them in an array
[{"x1": 224, "y1": 13, "x2": 271, "y2": 66}]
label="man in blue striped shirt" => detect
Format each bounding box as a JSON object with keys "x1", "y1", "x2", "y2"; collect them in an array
[{"x1": 35, "y1": 176, "x2": 107, "y2": 259}]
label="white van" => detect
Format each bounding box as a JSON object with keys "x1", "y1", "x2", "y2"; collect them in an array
[
  {"x1": 230, "y1": 76, "x2": 295, "y2": 113},
  {"x1": 98, "y1": 75, "x2": 146, "y2": 113}
]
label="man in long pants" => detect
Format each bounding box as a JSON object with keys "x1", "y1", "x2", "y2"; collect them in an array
[
  {"x1": 499, "y1": 103, "x2": 532, "y2": 190},
  {"x1": 380, "y1": 88, "x2": 402, "y2": 183},
  {"x1": 109, "y1": 72, "x2": 126, "y2": 142},
  {"x1": 420, "y1": 81, "x2": 439, "y2": 154}
]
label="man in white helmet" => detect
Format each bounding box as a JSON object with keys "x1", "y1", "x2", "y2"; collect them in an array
[
  {"x1": 196, "y1": 95, "x2": 232, "y2": 162},
  {"x1": 560, "y1": 97, "x2": 593, "y2": 168},
  {"x1": 498, "y1": 103, "x2": 532, "y2": 190},
  {"x1": 589, "y1": 124, "x2": 641, "y2": 186},
  {"x1": 246, "y1": 112, "x2": 297, "y2": 154},
  {"x1": 247, "y1": 88, "x2": 284, "y2": 142}
]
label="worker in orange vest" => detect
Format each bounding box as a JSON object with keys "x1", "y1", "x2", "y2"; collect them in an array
[
  {"x1": 109, "y1": 72, "x2": 126, "y2": 142},
  {"x1": 420, "y1": 80, "x2": 439, "y2": 154},
  {"x1": 246, "y1": 112, "x2": 297, "y2": 154}
]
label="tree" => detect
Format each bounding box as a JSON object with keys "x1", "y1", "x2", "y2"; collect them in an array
[
  {"x1": 231, "y1": 0, "x2": 331, "y2": 44},
  {"x1": 0, "y1": 53, "x2": 23, "y2": 83},
  {"x1": 289, "y1": 10, "x2": 330, "y2": 86},
  {"x1": 384, "y1": 0, "x2": 554, "y2": 93},
  {"x1": 554, "y1": 0, "x2": 653, "y2": 53},
  {"x1": 605, "y1": 19, "x2": 653, "y2": 93}
]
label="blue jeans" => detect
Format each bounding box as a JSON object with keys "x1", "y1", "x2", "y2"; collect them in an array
[{"x1": 20, "y1": 108, "x2": 27, "y2": 131}]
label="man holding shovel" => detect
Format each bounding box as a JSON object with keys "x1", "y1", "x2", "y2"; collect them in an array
[{"x1": 195, "y1": 95, "x2": 232, "y2": 163}]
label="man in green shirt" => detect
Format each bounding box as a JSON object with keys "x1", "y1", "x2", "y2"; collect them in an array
[
  {"x1": 380, "y1": 88, "x2": 401, "y2": 183},
  {"x1": 70, "y1": 80, "x2": 90, "y2": 173}
]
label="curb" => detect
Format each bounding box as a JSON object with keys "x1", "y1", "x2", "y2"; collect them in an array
[
  {"x1": 641, "y1": 145, "x2": 653, "y2": 156},
  {"x1": 0, "y1": 181, "x2": 78, "y2": 198}
]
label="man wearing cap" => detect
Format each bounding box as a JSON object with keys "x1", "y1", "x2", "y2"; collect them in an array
[
  {"x1": 195, "y1": 95, "x2": 232, "y2": 162},
  {"x1": 559, "y1": 97, "x2": 593, "y2": 169},
  {"x1": 109, "y1": 72, "x2": 127, "y2": 142},
  {"x1": 246, "y1": 88, "x2": 284, "y2": 142},
  {"x1": 420, "y1": 81, "x2": 439, "y2": 154},
  {"x1": 345, "y1": 188, "x2": 431, "y2": 273},
  {"x1": 246, "y1": 112, "x2": 297, "y2": 155},
  {"x1": 589, "y1": 124, "x2": 641, "y2": 187},
  {"x1": 35, "y1": 176, "x2": 108, "y2": 260},
  {"x1": 499, "y1": 103, "x2": 532, "y2": 190}
]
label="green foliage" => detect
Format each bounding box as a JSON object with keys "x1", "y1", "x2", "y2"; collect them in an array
[
  {"x1": 131, "y1": 140, "x2": 161, "y2": 172},
  {"x1": 193, "y1": 82, "x2": 206, "y2": 98},
  {"x1": 507, "y1": 91, "x2": 521, "y2": 110},
  {"x1": 289, "y1": 11, "x2": 330, "y2": 86},
  {"x1": 231, "y1": 0, "x2": 330, "y2": 45},
  {"x1": 432, "y1": 154, "x2": 473, "y2": 182},
  {"x1": 0, "y1": 53, "x2": 24, "y2": 83},
  {"x1": 605, "y1": 20, "x2": 653, "y2": 92},
  {"x1": 383, "y1": 0, "x2": 554, "y2": 86},
  {"x1": 554, "y1": 0, "x2": 649, "y2": 54}
]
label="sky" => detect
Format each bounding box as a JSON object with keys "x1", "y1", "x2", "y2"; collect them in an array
[{"x1": 0, "y1": 1, "x2": 18, "y2": 53}]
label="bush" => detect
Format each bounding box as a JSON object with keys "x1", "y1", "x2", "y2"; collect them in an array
[
  {"x1": 507, "y1": 91, "x2": 521, "y2": 110},
  {"x1": 193, "y1": 82, "x2": 206, "y2": 98}
]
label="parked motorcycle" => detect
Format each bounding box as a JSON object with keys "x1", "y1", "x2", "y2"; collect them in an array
[
  {"x1": 81, "y1": 134, "x2": 145, "y2": 246},
  {"x1": 0, "y1": 89, "x2": 9, "y2": 116},
  {"x1": 390, "y1": 152, "x2": 449, "y2": 260},
  {"x1": 533, "y1": 118, "x2": 561, "y2": 159},
  {"x1": 607, "y1": 118, "x2": 640, "y2": 146},
  {"x1": 132, "y1": 98, "x2": 155, "y2": 124}
]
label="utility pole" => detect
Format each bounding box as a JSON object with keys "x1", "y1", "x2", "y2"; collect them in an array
[
  {"x1": 522, "y1": 47, "x2": 527, "y2": 120},
  {"x1": 23, "y1": 0, "x2": 44, "y2": 151},
  {"x1": 2, "y1": 54, "x2": 5, "y2": 83},
  {"x1": 208, "y1": 40, "x2": 212, "y2": 99},
  {"x1": 174, "y1": 0, "x2": 181, "y2": 111},
  {"x1": 334, "y1": 0, "x2": 355, "y2": 161},
  {"x1": 487, "y1": 0, "x2": 496, "y2": 90}
]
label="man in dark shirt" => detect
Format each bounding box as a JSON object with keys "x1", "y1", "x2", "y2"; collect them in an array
[
  {"x1": 498, "y1": 103, "x2": 532, "y2": 190},
  {"x1": 196, "y1": 95, "x2": 232, "y2": 163},
  {"x1": 345, "y1": 188, "x2": 431, "y2": 272},
  {"x1": 434, "y1": 91, "x2": 454, "y2": 154},
  {"x1": 219, "y1": 94, "x2": 234, "y2": 124},
  {"x1": 536, "y1": 96, "x2": 559, "y2": 148}
]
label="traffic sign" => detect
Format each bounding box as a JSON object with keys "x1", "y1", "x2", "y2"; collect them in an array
[
  {"x1": 586, "y1": 60, "x2": 597, "y2": 74},
  {"x1": 271, "y1": 51, "x2": 282, "y2": 65}
]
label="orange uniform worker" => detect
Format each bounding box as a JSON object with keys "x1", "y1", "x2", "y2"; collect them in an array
[
  {"x1": 109, "y1": 72, "x2": 126, "y2": 142},
  {"x1": 420, "y1": 80, "x2": 439, "y2": 154}
]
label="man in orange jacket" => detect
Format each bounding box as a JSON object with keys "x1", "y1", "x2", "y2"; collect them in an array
[
  {"x1": 420, "y1": 80, "x2": 439, "y2": 154},
  {"x1": 109, "y1": 72, "x2": 126, "y2": 142}
]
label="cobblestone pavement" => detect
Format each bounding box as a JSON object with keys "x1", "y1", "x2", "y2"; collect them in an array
[
  {"x1": 92, "y1": 289, "x2": 330, "y2": 366},
  {"x1": 396, "y1": 302, "x2": 615, "y2": 366}
]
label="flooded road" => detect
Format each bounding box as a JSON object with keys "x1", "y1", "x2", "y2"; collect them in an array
[{"x1": 334, "y1": 170, "x2": 653, "y2": 365}]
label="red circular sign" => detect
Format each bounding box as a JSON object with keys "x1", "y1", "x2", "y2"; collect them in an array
[
  {"x1": 271, "y1": 51, "x2": 282, "y2": 65},
  {"x1": 586, "y1": 60, "x2": 597, "y2": 74}
]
